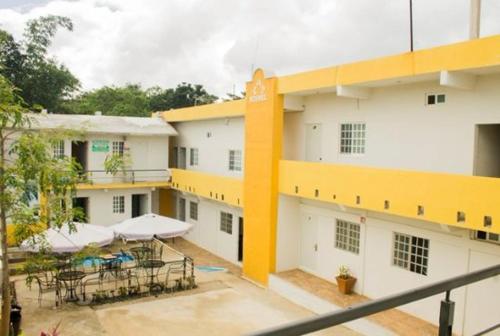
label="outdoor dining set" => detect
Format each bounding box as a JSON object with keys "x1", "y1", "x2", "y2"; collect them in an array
[{"x1": 26, "y1": 240, "x2": 196, "y2": 307}]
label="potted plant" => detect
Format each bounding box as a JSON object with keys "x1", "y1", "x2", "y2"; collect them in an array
[{"x1": 336, "y1": 265, "x2": 357, "y2": 295}]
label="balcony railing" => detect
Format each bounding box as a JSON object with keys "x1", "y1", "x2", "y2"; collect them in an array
[{"x1": 79, "y1": 169, "x2": 170, "y2": 185}]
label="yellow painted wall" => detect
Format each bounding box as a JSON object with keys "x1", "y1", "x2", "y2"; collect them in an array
[
  {"x1": 77, "y1": 181, "x2": 170, "y2": 191},
  {"x1": 170, "y1": 169, "x2": 243, "y2": 207},
  {"x1": 280, "y1": 160, "x2": 500, "y2": 234},
  {"x1": 158, "y1": 188, "x2": 177, "y2": 217},
  {"x1": 242, "y1": 69, "x2": 283, "y2": 285},
  {"x1": 278, "y1": 35, "x2": 500, "y2": 94},
  {"x1": 161, "y1": 100, "x2": 245, "y2": 122}
]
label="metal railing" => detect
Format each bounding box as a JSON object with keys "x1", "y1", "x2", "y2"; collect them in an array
[
  {"x1": 247, "y1": 264, "x2": 500, "y2": 336},
  {"x1": 79, "y1": 169, "x2": 170, "y2": 184}
]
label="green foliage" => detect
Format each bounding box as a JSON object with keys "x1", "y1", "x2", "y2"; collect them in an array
[
  {"x1": 0, "y1": 75, "x2": 83, "y2": 334},
  {"x1": 104, "y1": 153, "x2": 132, "y2": 176},
  {"x1": 147, "y1": 82, "x2": 218, "y2": 111},
  {"x1": 72, "y1": 243, "x2": 102, "y2": 267},
  {"x1": 61, "y1": 82, "x2": 219, "y2": 117},
  {"x1": 61, "y1": 84, "x2": 150, "y2": 116},
  {"x1": 0, "y1": 15, "x2": 80, "y2": 112}
]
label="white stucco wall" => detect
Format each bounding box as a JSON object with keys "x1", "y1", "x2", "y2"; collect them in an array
[
  {"x1": 171, "y1": 117, "x2": 245, "y2": 178},
  {"x1": 276, "y1": 198, "x2": 500, "y2": 335},
  {"x1": 283, "y1": 74, "x2": 500, "y2": 175},
  {"x1": 67, "y1": 134, "x2": 169, "y2": 183},
  {"x1": 75, "y1": 187, "x2": 154, "y2": 227},
  {"x1": 178, "y1": 192, "x2": 243, "y2": 265}
]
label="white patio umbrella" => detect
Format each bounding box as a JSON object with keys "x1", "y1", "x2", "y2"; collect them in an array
[
  {"x1": 111, "y1": 213, "x2": 192, "y2": 241},
  {"x1": 20, "y1": 222, "x2": 115, "y2": 253}
]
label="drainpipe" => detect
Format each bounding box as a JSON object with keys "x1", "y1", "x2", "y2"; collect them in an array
[{"x1": 469, "y1": 0, "x2": 481, "y2": 39}]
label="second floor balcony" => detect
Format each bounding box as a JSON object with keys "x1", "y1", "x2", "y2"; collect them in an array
[{"x1": 77, "y1": 169, "x2": 171, "y2": 189}]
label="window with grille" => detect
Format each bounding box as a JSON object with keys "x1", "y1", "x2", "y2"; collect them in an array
[
  {"x1": 53, "y1": 140, "x2": 65, "y2": 159},
  {"x1": 220, "y1": 211, "x2": 233, "y2": 234},
  {"x1": 393, "y1": 232, "x2": 429, "y2": 275},
  {"x1": 229, "y1": 150, "x2": 242, "y2": 171},
  {"x1": 189, "y1": 201, "x2": 198, "y2": 221},
  {"x1": 190, "y1": 148, "x2": 199, "y2": 166},
  {"x1": 335, "y1": 220, "x2": 361, "y2": 254},
  {"x1": 113, "y1": 196, "x2": 125, "y2": 214},
  {"x1": 340, "y1": 123, "x2": 366, "y2": 154},
  {"x1": 112, "y1": 141, "x2": 124, "y2": 156}
]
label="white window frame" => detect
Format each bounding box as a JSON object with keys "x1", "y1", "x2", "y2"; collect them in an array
[
  {"x1": 53, "y1": 140, "x2": 65, "y2": 159},
  {"x1": 112, "y1": 141, "x2": 125, "y2": 156},
  {"x1": 189, "y1": 201, "x2": 198, "y2": 221},
  {"x1": 335, "y1": 219, "x2": 361, "y2": 255},
  {"x1": 474, "y1": 230, "x2": 500, "y2": 245},
  {"x1": 425, "y1": 93, "x2": 446, "y2": 106},
  {"x1": 228, "y1": 150, "x2": 242, "y2": 172},
  {"x1": 392, "y1": 232, "x2": 429, "y2": 276},
  {"x1": 339, "y1": 123, "x2": 366, "y2": 155},
  {"x1": 220, "y1": 211, "x2": 233, "y2": 234},
  {"x1": 112, "y1": 196, "x2": 125, "y2": 214},
  {"x1": 189, "y1": 148, "x2": 199, "y2": 166}
]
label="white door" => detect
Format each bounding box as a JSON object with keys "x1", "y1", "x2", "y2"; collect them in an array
[
  {"x1": 300, "y1": 213, "x2": 318, "y2": 272},
  {"x1": 305, "y1": 124, "x2": 322, "y2": 162}
]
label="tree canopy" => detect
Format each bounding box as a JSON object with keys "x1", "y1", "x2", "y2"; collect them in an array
[{"x1": 0, "y1": 15, "x2": 80, "y2": 112}]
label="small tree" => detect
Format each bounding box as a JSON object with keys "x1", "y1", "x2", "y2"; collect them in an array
[{"x1": 0, "y1": 75, "x2": 81, "y2": 335}]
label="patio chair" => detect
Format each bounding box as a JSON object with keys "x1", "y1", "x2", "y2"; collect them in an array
[
  {"x1": 81, "y1": 273, "x2": 102, "y2": 302},
  {"x1": 165, "y1": 262, "x2": 186, "y2": 293},
  {"x1": 31, "y1": 275, "x2": 61, "y2": 307}
]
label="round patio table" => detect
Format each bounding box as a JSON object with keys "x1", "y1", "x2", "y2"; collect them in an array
[
  {"x1": 130, "y1": 246, "x2": 152, "y2": 265},
  {"x1": 141, "y1": 259, "x2": 165, "y2": 293},
  {"x1": 57, "y1": 270, "x2": 86, "y2": 302}
]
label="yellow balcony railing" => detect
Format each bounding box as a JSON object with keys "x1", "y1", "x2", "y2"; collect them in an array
[
  {"x1": 279, "y1": 160, "x2": 500, "y2": 234},
  {"x1": 170, "y1": 169, "x2": 243, "y2": 207}
]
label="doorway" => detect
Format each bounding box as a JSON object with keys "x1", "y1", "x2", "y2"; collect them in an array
[
  {"x1": 72, "y1": 197, "x2": 89, "y2": 222},
  {"x1": 238, "y1": 217, "x2": 244, "y2": 262},
  {"x1": 71, "y1": 141, "x2": 88, "y2": 172},
  {"x1": 132, "y1": 194, "x2": 148, "y2": 218},
  {"x1": 305, "y1": 124, "x2": 322, "y2": 162},
  {"x1": 178, "y1": 197, "x2": 186, "y2": 221},
  {"x1": 299, "y1": 213, "x2": 318, "y2": 272},
  {"x1": 178, "y1": 147, "x2": 187, "y2": 169},
  {"x1": 474, "y1": 124, "x2": 500, "y2": 177}
]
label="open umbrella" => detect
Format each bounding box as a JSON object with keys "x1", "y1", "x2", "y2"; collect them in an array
[
  {"x1": 111, "y1": 213, "x2": 192, "y2": 241},
  {"x1": 20, "y1": 222, "x2": 115, "y2": 253}
]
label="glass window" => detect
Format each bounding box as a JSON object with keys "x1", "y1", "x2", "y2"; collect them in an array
[
  {"x1": 189, "y1": 201, "x2": 198, "y2": 221},
  {"x1": 53, "y1": 140, "x2": 65, "y2": 159},
  {"x1": 220, "y1": 211, "x2": 233, "y2": 234},
  {"x1": 229, "y1": 150, "x2": 242, "y2": 171},
  {"x1": 112, "y1": 141, "x2": 124, "y2": 156},
  {"x1": 190, "y1": 148, "x2": 199, "y2": 166},
  {"x1": 340, "y1": 123, "x2": 366, "y2": 154},
  {"x1": 112, "y1": 196, "x2": 125, "y2": 214},
  {"x1": 393, "y1": 232, "x2": 429, "y2": 275},
  {"x1": 335, "y1": 219, "x2": 361, "y2": 254}
]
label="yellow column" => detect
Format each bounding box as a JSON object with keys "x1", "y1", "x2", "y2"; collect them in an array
[{"x1": 242, "y1": 69, "x2": 283, "y2": 285}]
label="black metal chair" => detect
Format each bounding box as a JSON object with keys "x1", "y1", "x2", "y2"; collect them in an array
[
  {"x1": 165, "y1": 262, "x2": 186, "y2": 293},
  {"x1": 32, "y1": 274, "x2": 61, "y2": 307}
]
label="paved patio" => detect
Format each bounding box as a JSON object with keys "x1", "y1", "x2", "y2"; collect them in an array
[
  {"x1": 13, "y1": 239, "x2": 358, "y2": 335},
  {"x1": 277, "y1": 269, "x2": 439, "y2": 336}
]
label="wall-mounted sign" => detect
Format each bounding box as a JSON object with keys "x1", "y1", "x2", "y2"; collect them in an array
[{"x1": 91, "y1": 140, "x2": 110, "y2": 152}]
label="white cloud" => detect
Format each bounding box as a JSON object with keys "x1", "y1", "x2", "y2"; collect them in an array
[{"x1": 0, "y1": 0, "x2": 499, "y2": 97}]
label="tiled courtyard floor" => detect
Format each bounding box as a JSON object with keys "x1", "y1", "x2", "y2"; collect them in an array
[
  {"x1": 277, "y1": 269, "x2": 439, "y2": 336},
  {"x1": 14, "y1": 239, "x2": 358, "y2": 336}
]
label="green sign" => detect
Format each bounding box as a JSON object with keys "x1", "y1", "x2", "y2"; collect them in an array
[{"x1": 91, "y1": 140, "x2": 110, "y2": 152}]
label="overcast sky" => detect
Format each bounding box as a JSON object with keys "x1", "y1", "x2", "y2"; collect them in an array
[{"x1": 0, "y1": 0, "x2": 499, "y2": 96}]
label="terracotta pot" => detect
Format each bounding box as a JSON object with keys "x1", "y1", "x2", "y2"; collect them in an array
[{"x1": 336, "y1": 276, "x2": 357, "y2": 295}]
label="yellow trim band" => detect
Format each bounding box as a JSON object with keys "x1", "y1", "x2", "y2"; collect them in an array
[
  {"x1": 161, "y1": 100, "x2": 245, "y2": 122},
  {"x1": 279, "y1": 160, "x2": 500, "y2": 234}
]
